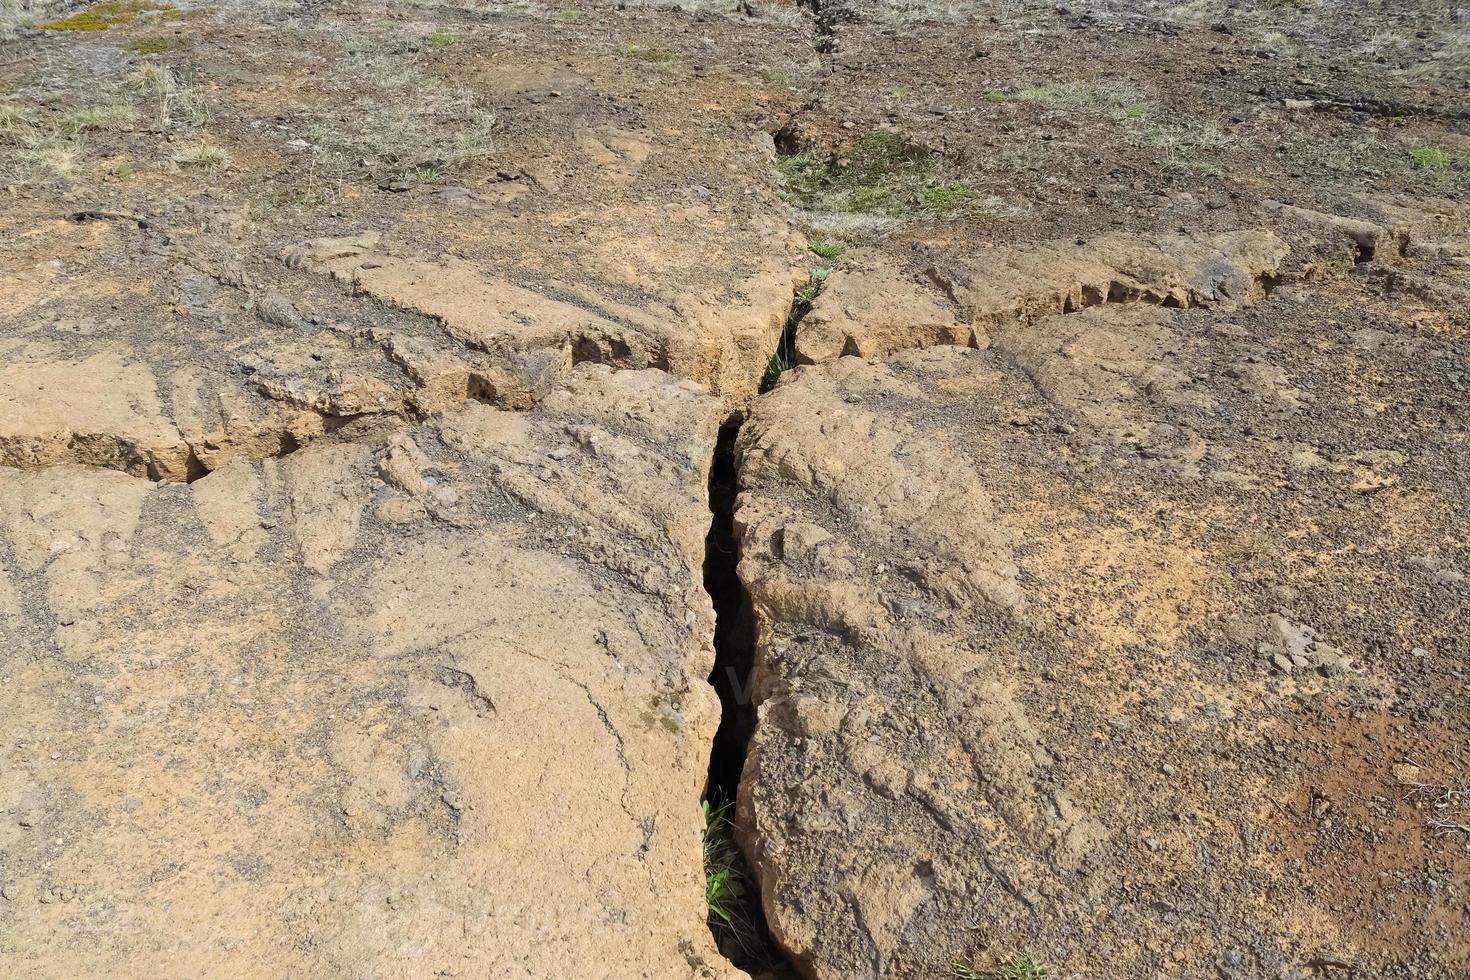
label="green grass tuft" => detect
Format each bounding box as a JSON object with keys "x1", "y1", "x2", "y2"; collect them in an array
[
  {"x1": 918, "y1": 183, "x2": 982, "y2": 215},
  {"x1": 952, "y1": 949, "x2": 1051, "y2": 980},
  {"x1": 808, "y1": 239, "x2": 845, "y2": 259},
  {"x1": 425, "y1": 27, "x2": 456, "y2": 48},
  {"x1": 701, "y1": 799, "x2": 764, "y2": 957},
  {"x1": 1410, "y1": 146, "x2": 1455, "y2": 172},
  {"x1": 763, "y1": 68, "x2": 796, "y2": 89},
  {"x1": 777, "y1": 130, "x2": 979, "y2": 221}
]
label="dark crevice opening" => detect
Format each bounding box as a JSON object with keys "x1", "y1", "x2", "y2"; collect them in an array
[
  {"x1": 797, "y1": 0, "x2": 842, "y2": 53},
  {"x1": 700, "y1": 414, "x2": 794, "y2": 977},
  {"x1": 760, "y1": 270, "x2": 825, "y2": 393},
  {"x1": 703, "y1": 415, "x2": 753, "y2": 805}
]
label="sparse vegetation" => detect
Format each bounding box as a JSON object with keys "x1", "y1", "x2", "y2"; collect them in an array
[
  {"x1": 0, "y1": 101, "x2": 34, "y2": 130},
  {"x1": 1018, "y1": 79, "x2": 1146, "y2": 117},
  {"x1": 1019, "y1": 78, "x2": 1163, "y2": 149},
  {"x1": 1406, "y1": 777, "x2": 1470, "y2": 842},
  {"x1": 425, "y1": 26, "x2": 456, "y2": 48},
  {"x1": 36, "y1": 0, "x2": 174, "y2": 31},
  {"x1": 127, "y1": 62, "x2": 210, "y2": 130},
  {"x1": 1280, "y1": 135, "x2": 1467, "y2": 192},
  {"x1": 1410, "y1": 146, "x2": 1455, "y2": 172},
  {"x1": 808, "y1": 240, "x2": 845, "y2": 260},
  {"x1": 759, "y1": 348, "x2": 793, "y2": 391},
  {"x1": 14, "y1": 134, "x2": 84, "y2": 180},
  {"x1": 1, "y1": 74, "x2": 151, "y2": 184},
  {"x1": 251, "y1": 187, "x2": 335, "y2": 218},
  {"x1": 620, "y1": 42, "x2": 677, "y2": 64},
  {"x1": 762, "y1": 67, "x2": 796, "y2": 89},
  {"x1": 127, "y1": 60, "x2": 173, "y2": 95},
  {"x1": 409, "y1": 162, "x2": 445, "y2": 183},
  {"x1": 171, "y1": 139, "x2": 230, "y2": 168},
  {"x1": 122, "y1": 34, "x2": 170, "y2": 53},
  {"x1": 701, "y1": 799, "x2": 763, "y2": 960},
  {"x1": 777, "y1": 130, "x2": 980, "y2": 221},
  {"x1": 952, "y1": 949, "x2": 1051, "y2": 980},
  {"x1": 1131, "y1": 121, "x2": 1232, "y2": 174},
  {"x1": 60, "y1": 102, "x2": 137, "y2": 135},
  {"x1": 762, "y1": 259, "x2": 833, "y2": 391},
  {"x1": 918, "y1": 183, "x2": 984, "y2": 215},
  {"x1": 303, "y1": 44, "x2": 497, "y2": 185}
]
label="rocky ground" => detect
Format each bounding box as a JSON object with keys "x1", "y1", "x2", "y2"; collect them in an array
[{"x1": 0, "y1": 0, "x2": 1466, "y2": 977}]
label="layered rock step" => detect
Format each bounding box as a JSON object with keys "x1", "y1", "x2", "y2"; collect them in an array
[{"x1": 0, "y1": 366, "x2": 737, "y2": 978}]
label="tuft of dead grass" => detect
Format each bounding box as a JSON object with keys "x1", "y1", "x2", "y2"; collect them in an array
[
  {"x1": 301, "y1": 39, "x2": 496, "y2": 185},
  {"x1": 171, "y1": 138, "x2": 230, "y2": 168}
]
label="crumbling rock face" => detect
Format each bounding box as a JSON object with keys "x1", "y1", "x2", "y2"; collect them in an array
[
  {"x1": 0, "y1": 351, "x2": 198, "y2": 482},
  {"x1": 948, "y1": 229, "x2": 1289, "y2": 325},
  {"x1": 286, "y1": 231, "x2": 803, "y2": 402},
  {"x1": 0, "y1": 366, "x2": 738, "y2": 978},
  {"x1": 733, "y1": 273, "x2": 1467, "y2": 977},
  {"x1": 796, "y1": 250, "x2": 972, "y2": 363},
  {"x1": 797, "y1": 230, "x2": 1289, "y2": 366}
]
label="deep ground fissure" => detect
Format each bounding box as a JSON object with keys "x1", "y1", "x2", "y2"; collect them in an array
[{"x1": 699, "y1": 414, "x2": 796, "y2": 975}]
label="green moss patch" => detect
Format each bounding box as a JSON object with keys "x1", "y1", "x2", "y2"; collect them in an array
[
  {"x1": 38, "y1": 0, "x2": 176, "y2": 32},
  {"x1": 122, "y1": 35, "x2": 171, "y2": 53}
]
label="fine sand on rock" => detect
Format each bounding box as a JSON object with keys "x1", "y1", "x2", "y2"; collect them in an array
[{"x1": 0, "y1": 367, "x2": 737, "y2": 978}]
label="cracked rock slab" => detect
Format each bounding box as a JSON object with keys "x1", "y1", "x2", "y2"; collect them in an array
[
  {"x1": 798, "y1": 229, "x2": 1291, "y2": 367},
  {"x1": 285, "y1": 231, "x2": 803, "y2": 403},
  {"x1": 0, "y1": 366, "x2": 737, "y2": 979},
  {"x1": 734, "y1": 274, "x2": 1467, "y2": 977},
  {"x1": 0, "y1": 350, "x2": 196, "y2": 482}
]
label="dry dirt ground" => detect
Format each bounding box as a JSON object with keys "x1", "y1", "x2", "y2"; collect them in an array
[{"x1": 0, "y1": 0, "x2": 1467, "y2": 977}]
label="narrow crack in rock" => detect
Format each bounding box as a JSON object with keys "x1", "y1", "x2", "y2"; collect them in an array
[{"x1": 700, "y1": 412, "x2": 798, "y2": 976}]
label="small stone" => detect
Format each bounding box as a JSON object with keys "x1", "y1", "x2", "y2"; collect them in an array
[
  {"x1": 1271, "y1": 653, "x2": 1295, "y2": 673},
  {"x1": 779, "y1": 522, "x2": 832, "y2": 561}
]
